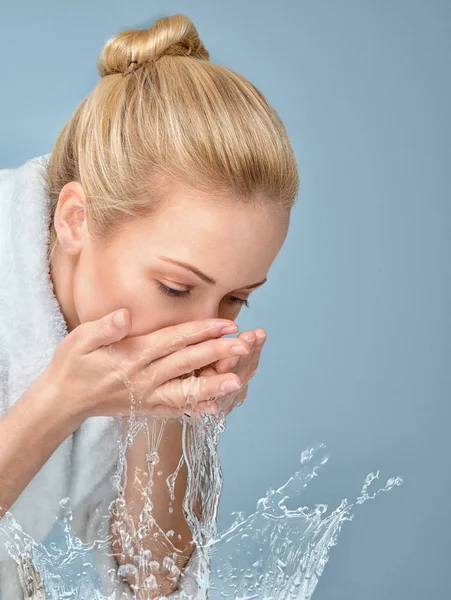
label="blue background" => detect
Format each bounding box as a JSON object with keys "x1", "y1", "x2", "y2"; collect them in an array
[{"x1": 1, "y1": 1, "x2": 450, "y2": 598}]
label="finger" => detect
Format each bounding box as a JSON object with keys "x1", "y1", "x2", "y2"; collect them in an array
[
  {"x1": 215, "y1": 331, "x2": 257, "y2": 380},
  {"x1": 212, "y1": 354, "x2": 240, "y2": 375},
  {"x1": 213, "y1": 329, "x2": 259, "y2": 374},
  {"x1": 131, "y1": 319, "x2": 239, "y2": 368},
  {"x1": 194, "y1": 367, "x2": 221, "y2": 413},
  {"x1": 155, "y1": 372, "x2": 242, "y2": 415},
  {"x1": 218, "y1": 383, "x2": 249, "y2": 417},
  {"x1": 235, "y1": 329, "x2": 267, "y2": 382},
  {"x1": 213, "y1": 330, "x2": 266, "y2": 416},
  {"x1": 76, "y1": 308, "x2": 133, "y2": 355},
  {"x1": 144, "y1": 336, "x2": 251, "y2": 389}
]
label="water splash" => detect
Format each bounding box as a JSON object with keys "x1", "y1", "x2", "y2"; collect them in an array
[
  {"x1": 0, "y1": 502, "x2": 103, "y2": 599},
  {"x1": 208, "y1": 443, "x2": 402, "y2": 600},
  {"x1": 0, "y1": 404, "x2": 403, "y2": 599}
]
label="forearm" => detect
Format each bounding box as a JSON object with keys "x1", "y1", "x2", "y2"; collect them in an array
[
  {"x1": 144, "y1": 419, "x2": 193, "y2": 552},
  {"x1": 113, "y1": 418, "x2": 195, "y2": 595},
  {"x1": 0, "y1": 376, "x2": 81, "y2": 518}
]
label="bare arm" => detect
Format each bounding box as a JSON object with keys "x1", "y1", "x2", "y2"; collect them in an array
[
  {"x1": 0, "y1": 376, "x2": 81, "y2": 519},
  {"x1": 111, "y1": 418, "x2": 195, "y2": 598}
]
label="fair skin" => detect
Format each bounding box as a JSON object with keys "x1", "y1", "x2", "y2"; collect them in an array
[{"x1": 49, "y1": 179, "x2": 289, "y2": 597}]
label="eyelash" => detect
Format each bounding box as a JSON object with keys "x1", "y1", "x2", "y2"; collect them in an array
[{"x1": 157, "y1": 282, "x2": 250, "y2": 308}]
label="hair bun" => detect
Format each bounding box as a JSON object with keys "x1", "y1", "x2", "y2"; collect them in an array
[{"x1": 97, "y1": 13, "x2": 209, "y2": 77}]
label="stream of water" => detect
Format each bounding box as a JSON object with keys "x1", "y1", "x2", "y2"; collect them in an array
[{"x1": 0, "y1": 398, "x2": 403, "y2": 599}]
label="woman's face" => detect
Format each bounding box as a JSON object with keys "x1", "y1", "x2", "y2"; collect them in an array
[{"x1": 50, "y1": 181, "x2": 290, "y2": 337}]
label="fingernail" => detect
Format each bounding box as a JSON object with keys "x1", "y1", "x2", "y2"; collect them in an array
[
  {"x1": 206, "y1": 403, "x2": 219, "y2": 414},
  {"x1": 221, "y1": 379, "x2": 241, "y2": 392},
  {"x1": 230, "y1": 356, "x2": 240, "y2": 368},
  {"x1": 229, "y1": 343, "x2": 250, "y2": 355},
  {"x1": 113, "y1": 310, "x2": 126, "y2": 328},
  {"x1": 220, "y1": 324, "x2": 239, "y2": 334},
  {"x1": 200, "y1": 400, "x2": 219, "y2": 414}
]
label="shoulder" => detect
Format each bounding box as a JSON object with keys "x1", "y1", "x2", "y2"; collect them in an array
[{"x1": 0, "y1": 153, "x2": 51, "y2": 184}]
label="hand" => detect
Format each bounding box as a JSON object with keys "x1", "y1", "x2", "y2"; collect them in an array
[
  {"x1": 41, "y1": 308, "x2": 254, "y2": 423},
  {"x1": 193, "y1": 328, "x2": 267, "y2": 417}
]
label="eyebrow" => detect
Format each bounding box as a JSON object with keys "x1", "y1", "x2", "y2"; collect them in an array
[{"x1": 157, "y1": 256, "x2": 267, "y2": 290}]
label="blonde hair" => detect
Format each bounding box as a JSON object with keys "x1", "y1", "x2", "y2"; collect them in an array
[{"x1": 43, "y1": 13, "x2": 299, "y2": 270}]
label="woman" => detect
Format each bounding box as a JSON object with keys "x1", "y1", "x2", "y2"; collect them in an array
[{"x1": 0, "y1": 13, "x2": 299, "y2": 600}]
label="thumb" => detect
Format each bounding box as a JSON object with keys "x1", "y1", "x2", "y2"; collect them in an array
[{"x1": 77, "y1": 308, "x2": 131, "y2": 354}]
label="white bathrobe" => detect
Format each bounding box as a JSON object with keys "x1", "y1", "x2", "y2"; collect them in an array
[{"x1": 0, "y1": 154, "x2": 200, "y2": 599}]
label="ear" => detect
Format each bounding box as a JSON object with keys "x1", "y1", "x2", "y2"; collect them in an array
[{"x1": 53, "y1": 181, "x2": 88, "y2": 257}]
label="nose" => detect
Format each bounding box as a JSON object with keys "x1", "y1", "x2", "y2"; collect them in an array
[{"x1": 186, "y1": 303, "x2": 223, "y2": 322}]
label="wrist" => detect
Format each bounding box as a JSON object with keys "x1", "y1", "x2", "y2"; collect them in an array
[{"x1": 24, "y1": 373, "x2": 85, "y2": 437}]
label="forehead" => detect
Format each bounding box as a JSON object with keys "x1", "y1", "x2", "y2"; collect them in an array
[
  {"x1": 135, "y1": 188, "x2": 277, "y2": 245},
  {"x1": 116, "y1": 186, "x2": 289, "y2": 280}
]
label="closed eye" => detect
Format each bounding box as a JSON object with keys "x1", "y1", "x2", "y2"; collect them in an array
[{"x1": 157, "y1": 282, "x2": 250, "y2": 308}]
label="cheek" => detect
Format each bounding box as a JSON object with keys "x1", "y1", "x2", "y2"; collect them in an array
[
  {"x1": 72, "y1": 256, "x2": 139, "y2": 326},
  {"x1": 218, "y1": 302, "x2": 243, "y2": 321},
  {"x1": 74, "y1": 257, "x2": 245, "y2": 337}
]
